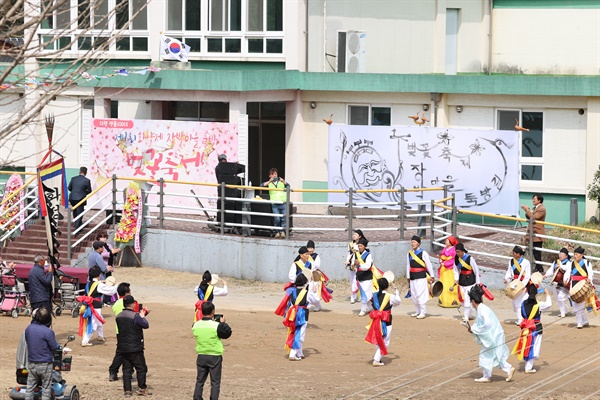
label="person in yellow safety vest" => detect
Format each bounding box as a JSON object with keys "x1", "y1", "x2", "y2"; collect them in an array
[{"x1": 260, "y1": 167, "x2": 289, "y2": 238}]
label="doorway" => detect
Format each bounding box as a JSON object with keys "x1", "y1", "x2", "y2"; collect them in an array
[{"x1": 247, "y1": 102, "x2": 286, "y2": 188}]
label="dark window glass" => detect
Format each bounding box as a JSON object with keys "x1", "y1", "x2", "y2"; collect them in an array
[
  {"x1": 174, "y1": 102, "x2": 199, "y2": 119},
  {"x1": 167, "y1": 0, "x2": 183, "y2": 30},
  {"x1": 110, "y1": 100, "x2": 119, "y2": 118},
  {"x1": 186, "y1": 38, "x2": 201, "y2": 52},
  {"x1": 260, "y1": 102, "x2": 285, "y2": 121},
  {"x1": 230, "y1": 0, "x2": 241, "y2": 30},
  {"x1": 521, "y1": 111, "x2": 543, "y2": 158},
  {"x1": 78, "y1": 37, "x2": 92, "y2": 50},
  {"x1": 349, "y1": 105, "x2": 368, "y2": 125},
  {"x1": 41, "y1": 0, "x2": 53, "y2": 28},
  {"x1": 225, "y1": 38, "x2": 241, "y2": 53},
  {"x1": 185, "y1": 0, "x2": 200, "y2": 30},
  {"x1": 267, "y1": 0, "x2": 282, "y2": 31},
  {"x1": 116, "y1": 37, "x2": 130, "y2": 51},
  {"x1": 497, "y1": 110, "x2": 519, "y2": 131},
  {"x1": 132, "y1": 37, "x2": 148, "y2": 51},
  {"x1": 521, "y1": 165, "x2": 542, "y2": 181},
  {"x1": 116, "y1": 0, "x2": 128, "y2": 29},
  {"x1": 41, "y1": 36, "x2": 54, "y2": 51},
  {"x1": 78, "y1": 0, "x2": 90, "y2": 29},
  {"x1": 200, "y1": 102, "x2": 229, "y2": 122},
  {"x1": 207, "y1": 38, "x2": 222, "y2": 52},
  {"x1": 248, "y1": 38, "x2": 263, "y2": 53},
  {"x1": 372, "y1": 107, "x2": 391, "y2": 126},
  {"x1": 59, "y1": 37, "x2": 71, "y2": 50},
  {"x1": 266, "y1": 38, "x2": 282, "y2": 53},
  {"x1": 93, "y1": 36, "x2": 109, "y2": 50},
  {"x1": 247, "y1": 102, "x2": 259, "y2": 119}
]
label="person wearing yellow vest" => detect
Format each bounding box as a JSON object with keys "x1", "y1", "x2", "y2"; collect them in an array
[
  {"x1": 454, "y1": 243, "x2": 481, "y2": 322},
  {"x1": 504, "y1": 246, "x2": 531, "y2": 325},
  {"x1": 406, "y1": 236, "x2": 434, "y2": 319},
  {"x1": 566, "y1": 247, "x2": 595, "y2": 329},
  {"x1": 192, "y1": 302, "x2": 232, "y2": 400},
  {"x1": 260, "y1": 168, "x2": 288, "y2": 238}
]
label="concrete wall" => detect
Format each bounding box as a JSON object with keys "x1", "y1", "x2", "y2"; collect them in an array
[{"x1": 143, "y1": 229, "x2": 422, "y2": 282}]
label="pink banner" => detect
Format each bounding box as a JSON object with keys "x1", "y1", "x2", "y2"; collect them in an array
[{"x1": 89, "y1": 119, "x2": 238, "y2": 212}]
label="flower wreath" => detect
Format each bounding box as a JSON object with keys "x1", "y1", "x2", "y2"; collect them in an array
[
  {"x1": 0, "y1": 174, "x2": 25, "y2": 238},
  {"x1": 114, "y1": 182, "x2": 145, "y2": 253}
]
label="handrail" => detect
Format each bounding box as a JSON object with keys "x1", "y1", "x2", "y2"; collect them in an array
[
  {"x1": 0, "y1": 171, "x2": 37, "y2": 176},
  {"x1": 459, "y1": 209, "x2": 526, "y2": 223},
  {"x1": 72, "y1": 178, "x2": 113, "y2": 210},
  {"x1": 0, "y1": 175, "x2": 37, "y2": 207}
]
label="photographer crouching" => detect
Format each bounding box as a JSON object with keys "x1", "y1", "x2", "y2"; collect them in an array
[{"x1": 192, "y1": 302, "x2": 232, "y2": 400}]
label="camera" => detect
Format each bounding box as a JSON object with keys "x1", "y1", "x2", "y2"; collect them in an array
[
  {"x1": 213, "y1": 313, "x2": 223, "y2": 322},
  {"x1": 272, "y1": 177, "x2": 279, "y2": 183}
]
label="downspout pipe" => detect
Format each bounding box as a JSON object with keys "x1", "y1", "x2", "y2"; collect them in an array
[
  {"x1": 488, "y1": 0, "x2": 493, "y2": 75},
  {"x1": 430, "y1": 92, "x2": 441, "y2": 128},
  {"x1": 305, "y1": 0, "x2": 309, "y2": 71}
]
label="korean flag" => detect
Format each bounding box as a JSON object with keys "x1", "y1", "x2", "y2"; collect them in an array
[{"x1": 160, "y1": 35, "x2": 191, "y2": 62}]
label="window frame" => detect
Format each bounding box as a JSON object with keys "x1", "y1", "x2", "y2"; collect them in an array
[
  {"x1": 347, "y1": 104, "x2": 392, "y2": 126},
  {"x1": 496, "y1": 108, "x2": 545, "y2": 184}
]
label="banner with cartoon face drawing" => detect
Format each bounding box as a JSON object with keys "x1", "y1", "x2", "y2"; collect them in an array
[{"x1": 328, "y1": 125, "x2": 519, "y2": 215}]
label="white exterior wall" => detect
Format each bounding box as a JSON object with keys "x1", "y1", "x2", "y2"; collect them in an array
[{"x1": 492, "y1": 9, "x2": 600, "y2": 75}]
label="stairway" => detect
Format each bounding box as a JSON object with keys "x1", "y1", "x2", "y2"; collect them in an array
[{"x1": 0, "y1": 218, "x2": 105, "y2": 267}]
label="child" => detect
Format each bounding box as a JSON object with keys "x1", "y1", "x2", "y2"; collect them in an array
[
  {"x1": 365, "y1": 277, "x2": 401, "y2": 366},
  {"x1": 275, "y1": 273, "x2": 310, "y2": 361},
  {"x1": 512, "y1": 284, "x2": 552, "y2": 374},
  {"x1": 468, "y1": 285, "x2": 515, "y2": 383},
  {"x1": 78, "y1": 266, "x2": 118, "y2": 346}
]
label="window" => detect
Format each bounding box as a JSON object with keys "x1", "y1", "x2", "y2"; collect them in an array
[
  {"x1": 165, "y1": 0, "x2": 284, "y2": 57},
  {"x1": 348, "y1": 105, "x2": 391, "y2": 126},
  {"x1": 497, "y1": 110, "x2": 544, "y2": 182},
  {"x1": 170, "y1": 102, "x2": 230, "y2": 122},
  {"x1": 38, "y1": 0, "x2": 149, "y2": 53}
]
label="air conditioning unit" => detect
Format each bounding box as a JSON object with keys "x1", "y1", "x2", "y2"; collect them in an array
[{"x1": 337, "y1": 30, "x2": 366, "y2": 73}]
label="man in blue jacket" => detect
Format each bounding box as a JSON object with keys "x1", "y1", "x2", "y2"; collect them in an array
[
  {"x1": 68, "y1": 166, "x2": 92, "y2": 230},
  {"x1": 24, "y1": 306, "x2": 61, "y2": 399},
  {"x1": 28, "y1": 254, "x2": 53, "y2": 311}
]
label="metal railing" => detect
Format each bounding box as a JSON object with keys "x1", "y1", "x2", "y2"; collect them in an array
[{"x1": 1, "y1": 170, "x2": 599, "y2": 273}]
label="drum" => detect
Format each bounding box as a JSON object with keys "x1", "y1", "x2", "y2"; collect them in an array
[
  {"x1": 504, "y1": 279, "x2": 526, "y2": 300},
  {"x1": 552, "y1": 267, "x2": 567, "y2": 287},
  {"x1": 570, "y1": 280, "x2": 594, "y2": 304}
]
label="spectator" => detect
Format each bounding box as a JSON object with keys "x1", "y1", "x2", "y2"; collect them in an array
[
  {"x1": 521, "y1": 193, "x2": 546, "y2": 273},
  {"x1": 88, "y1": 241, "x2": 113, "y2": 281},
  {"x1": 116, "y1": 295, "x2": 151, "y2": 397},
  {"x1": 24, "y1": 306, "x2": 61, "y2": 400},
  {"x1": 214, "y1": 154, "x2": 228, "y2": 182},
  {"x1": 260, "y1": 168, "x2": 288, "y2": 238},
  {"x1": 68, "y1": 166, "x2": 92, "y2": 230},
  {"x1": 108, "y1": 282, "x2": 136, "y2": 382},
  {"x1": 28, "y1": 254, "x2": 53, "y2": 311},
  {"x1": 96, "y1": 231, "x2": 121, "y2": 271},
  {"x1": 193, "y1": 302, "x2": 232, "y2": 400}
]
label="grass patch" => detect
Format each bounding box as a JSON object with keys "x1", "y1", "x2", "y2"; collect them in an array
[{"x1": 545, "y1": 222, "x2": 600, "y2": 260}]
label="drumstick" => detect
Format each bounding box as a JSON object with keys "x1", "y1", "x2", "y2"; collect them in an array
[{"x1": 456, "y1": 305, "x2": 471, "y2": 331}]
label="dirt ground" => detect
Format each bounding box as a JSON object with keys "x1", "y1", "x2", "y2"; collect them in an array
[{"x1": 1, "y1": 266, "x2": 599, "y2": 400}]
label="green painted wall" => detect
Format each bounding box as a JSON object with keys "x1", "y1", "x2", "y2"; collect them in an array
[
  {"x1": 302, "y1": 181, "x2": 329, "y2": 202},
  {"x1": 494, "y1": 0, "x2": 600, "y2": 8}
]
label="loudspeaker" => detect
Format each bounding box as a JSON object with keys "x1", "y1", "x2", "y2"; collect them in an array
[
  {"x1": 216, "y1": 162, "x2": 245, "y2": 176},
  {"x1": 216, "y1": 200, "x2": 242, "y2": 224}
]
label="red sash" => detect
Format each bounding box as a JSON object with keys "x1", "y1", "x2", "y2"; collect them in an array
[{"x1": 365, "y1": 310, "x2": 391, "y2": 355}]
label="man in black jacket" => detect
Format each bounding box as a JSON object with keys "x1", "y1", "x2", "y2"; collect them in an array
[
  {"x1": 28, "y1": 254, "x2": 53, "y2": 311},
  {"x1": 68, "y1": 166, "x2": 92, "y2": 230},
  {"x1": 115, "y1": 295, "x2": 150, "y2": 397}
]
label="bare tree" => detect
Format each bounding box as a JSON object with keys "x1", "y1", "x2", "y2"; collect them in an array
[{"x1": 0, "y1": 0, "x2": 148, "y2": 164}]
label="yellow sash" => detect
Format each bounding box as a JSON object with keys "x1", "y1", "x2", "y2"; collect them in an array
[
  {"x1": 574, "y1": 261, "x2": 588, "y2": 277},
  {"x1": 512, "y1": 258, "x2": 522, "y2": 273},
  {"x1": 458, "y1": 257, "x2": 472, "y2": 271},
  {"x1": 205, "y1": 285, "x2": 214, "y2": 299},
  {"x1": 295, "y1": 260, "x2": 309, "y2": 271},
  {"x1": 512, "y1": 304, "x2": 539, "y2": 360},
  {"x1": 409, "y1": 250, "x2": 426, "y2": 267}
]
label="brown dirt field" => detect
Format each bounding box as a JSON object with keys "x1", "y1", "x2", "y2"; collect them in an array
[{"x1": 1, "y1": 266, "x2": 599, "y2": 400}]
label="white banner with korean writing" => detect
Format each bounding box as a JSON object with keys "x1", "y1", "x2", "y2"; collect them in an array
[
  {"x1": 327, "y1": 125, "x2": 519, "y2": 215},
  {"x1": 89, "y1": 118, "x2": 238, "y2": 212}
]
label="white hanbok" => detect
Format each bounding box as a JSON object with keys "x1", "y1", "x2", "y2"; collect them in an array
[
  {"x1": 470, "y1": 303, "x2": 513, "y2": 379},
  {"x1": 345, "y1": 242, "x2": 359, "y2": 303},
  {"x1": 406, "y1": 249, "x2": 434, "y2": 317},
  {"x1": 356, "y1": 251, "x2": 374, "y2": 314},
  {"x1": 504, "y1": 257, "x2": 531, "y2": 324},
  {"x1": 82, "y1": 280, "x2": 118, "y2": 345},
  {"x1": 566, "y1": 259, "x2": 595, "y2": 328},
  {"x1": 544, "y1": 259, "x2": 571, "y2": 317}
]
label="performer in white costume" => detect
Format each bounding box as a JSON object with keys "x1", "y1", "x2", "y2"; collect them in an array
[
  {"x1": 406, "y1": 236, "x2": 434, "y2": 319},
  {"x1": 504, "y1": 246, "x2": 531, "y2": 325},
  {"x1": 543, "y1": 247, "x2": 571, "y2": 318}
]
